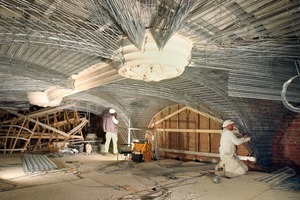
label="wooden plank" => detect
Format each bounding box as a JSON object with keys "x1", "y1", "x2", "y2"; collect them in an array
[
  {"x1": 150, "y1": 106, "x2": 188, "y2": 127},
  {"x1": 210, "y1": 120, "x2": 221, "y2": 153},
  {"x1": 196, "y1": 112, "x2": 200, "y2": 152},
  {"x1": 200, "y1": 116, "x2": 210, "y2": 152},
  {"x1": 184, "y1": 108, "x2": 189, "y2": 150},
  {"x1": 0, "y1": 136, "x2": 30, "y2": 141},
  {"x1": 186, "y1": 106, "x2": 222, "y2": 123},
  {"x1": 173, "y1": 105, "x2": 179, "y2": 150},
  {"x1": 162, "y1": 109, "x2": 166, "y2": 149},
  {"x1": 178, "y1": 105, "x2": 185, "y2": 150},
  {"x1": 1, "y1": 125, "x2": 34, "y2": 134},
  {"x1": 159, "y1": 148, "x2": 256, "y2": 162},
  {"x1": 188, "y1": 110, "x2": 197, "y2": 151},
  {"x1": 66, "y1": 118, "x2": 88, "y2": 136},
  {"x1": 26, "y1": 105, "x2": 75, "y2": 118},
  {"x1": 0, "y1": 148, "x2": 27, "y2": 152},
  {"x1": 155, "y1": 128, "x2": 221, "y2": 133},
  {"x1": 31, "y1": 135, "x2": 83, "y2": 139},
  {"x1": 208, "y1": 119, "x2": 211, "y2": 153}
]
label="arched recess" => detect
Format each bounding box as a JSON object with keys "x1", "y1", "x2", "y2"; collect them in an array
[{"x1": 146, "y1": 104, "x2": 251, "y2": 163}]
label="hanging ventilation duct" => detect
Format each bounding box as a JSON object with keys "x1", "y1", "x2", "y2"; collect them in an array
[{"x1": 114, "y1": 29, "x2": 193, "y2": 82}]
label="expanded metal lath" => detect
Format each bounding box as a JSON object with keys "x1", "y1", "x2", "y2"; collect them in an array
[
  {"x1": 21, "y1": 154, "x2": 58, "y2": 173},
  {"x1": 0, "y1": 0, "x2": 299, "y2": 166}
]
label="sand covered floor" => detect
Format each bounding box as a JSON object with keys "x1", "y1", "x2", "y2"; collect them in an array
[{"x1": 0, "y1": 153, "x2": 299, "y2": 200}]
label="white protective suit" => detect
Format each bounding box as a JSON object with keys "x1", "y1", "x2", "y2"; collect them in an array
[
  {"x1": 218, "y1": 128, "x2": 250, "y2": 175},
  {"x1": 103, "y1": 109, "x2": 119, "y2": 154}
]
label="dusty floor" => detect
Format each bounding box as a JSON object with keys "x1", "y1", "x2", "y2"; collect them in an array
[{"x1": 0, "y1": 153, "x2": 299, "y2": 200}]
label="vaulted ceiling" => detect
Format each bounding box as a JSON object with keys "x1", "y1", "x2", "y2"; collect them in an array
[{"x1": 0, "y1": 0, "x2": 300, "y2": 141}]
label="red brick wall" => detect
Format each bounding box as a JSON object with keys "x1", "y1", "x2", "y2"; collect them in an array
[{"x1": 272, "y1": 112, "x2": 300, "y2": 172}]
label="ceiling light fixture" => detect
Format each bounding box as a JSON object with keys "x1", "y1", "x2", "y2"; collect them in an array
[{"x1": 113, "y1": 29, "x2": 193, "y2": 82}]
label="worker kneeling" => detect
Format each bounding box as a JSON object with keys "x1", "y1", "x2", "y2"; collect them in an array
[{"x1": 216, "y1": 120, "x2": 251, "y2": 177}]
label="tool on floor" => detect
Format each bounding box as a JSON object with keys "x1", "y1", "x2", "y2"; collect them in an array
[{"x1": 222, "y1": 164, "x2": 230, "y2": 179}]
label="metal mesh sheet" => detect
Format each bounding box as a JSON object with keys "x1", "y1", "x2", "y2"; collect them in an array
[{"x1": 20, "y1": 154, "x2": 58, "y2": 173}]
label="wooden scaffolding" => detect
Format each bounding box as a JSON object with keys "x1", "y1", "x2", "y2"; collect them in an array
[{"x1": 0, "y1": 105, "x2": 88, "y2": 154}]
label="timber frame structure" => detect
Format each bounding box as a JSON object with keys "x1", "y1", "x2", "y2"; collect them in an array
[
  {"x1": 0, "y1": 105, "x2": 88, "y2": 154},
  {"x1": 147, "y1": 104, "x2": 256, "y2": 162}
]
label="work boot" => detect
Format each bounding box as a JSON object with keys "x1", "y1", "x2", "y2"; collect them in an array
[
  {"x1": 215, "y1": 165, "x2": 222, "y2": 171},
  {"x1": 215, "y1": 161, "x2": 224, "y2": 171}
]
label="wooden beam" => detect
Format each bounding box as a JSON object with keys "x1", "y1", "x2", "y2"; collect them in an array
[
  {"x1": 0, "y1": 136, "x2": 30, "y2": 141},
  {"x1": 66, "y1": 118, "x2": 88, "y2": 136},
  {"x1": 159, "y1": 148, "x2": 256, "y2": 162},
  {"x1": 18, "y1": 134, "x2": 83, "y2": 139},
  {"x1": 27, "y1": 105, "x2": 75, "y2": 118},
  {"x1": 0, "y1": 148, "x2": 27, "y2": 151},
  {"x1": 0, "y1": 105, "x2": 75, "y2": 124},
  {"x1": 155, "y1": 128, "x2": 221, "y2": 134},
  {"x1": 186, "y1": 106, "x2": 223, "y2": 123},
  {"x1": 150, "y1": 106, "x2": 188, "y2": 127}
]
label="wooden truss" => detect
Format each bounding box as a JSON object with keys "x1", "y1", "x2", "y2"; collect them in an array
[{"x1": 0, "y1": 105, "x2": 88, "y2": 154}]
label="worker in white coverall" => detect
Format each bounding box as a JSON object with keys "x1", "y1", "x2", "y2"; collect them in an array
[
  {"x1": 215, "y1": 120, "x2": 251, "y2": 176},
  {"x1": 102, "y1": 108, "x2": 119, "y2": 155}
]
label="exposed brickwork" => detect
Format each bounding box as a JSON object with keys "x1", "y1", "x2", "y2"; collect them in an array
[{"x1": 272, "y1": 112, "x2": 300, "y2": 173}]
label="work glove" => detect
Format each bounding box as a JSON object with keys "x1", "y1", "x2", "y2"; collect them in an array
[{"x1": 244, "y1": 137, "x2": 251, "y2": 142}]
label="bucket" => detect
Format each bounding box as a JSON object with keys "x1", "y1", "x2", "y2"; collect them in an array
[
  {"x1": 86, "y1": 133, "x2": 97, "y2": 140},
  {"x1": 132, "y1": 153, "x2": 143, "y2": 163},
  {"x1": 99, "y1": 144, "x2": 105, "y2": 153},
  {"x1": 119, "y1": 144, "x2": 132, "y2": 154},
  {"x1": 92, "y1": 144, "x2": 100, "y2": 153}
]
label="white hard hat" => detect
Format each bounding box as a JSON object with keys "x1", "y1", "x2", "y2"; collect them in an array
[
  {"x1": 109, "y1": 108, "x2": 116, "y2": 114},
  {"x1": 222, "y1": 120, "x2": 234, "y2": 128}
]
